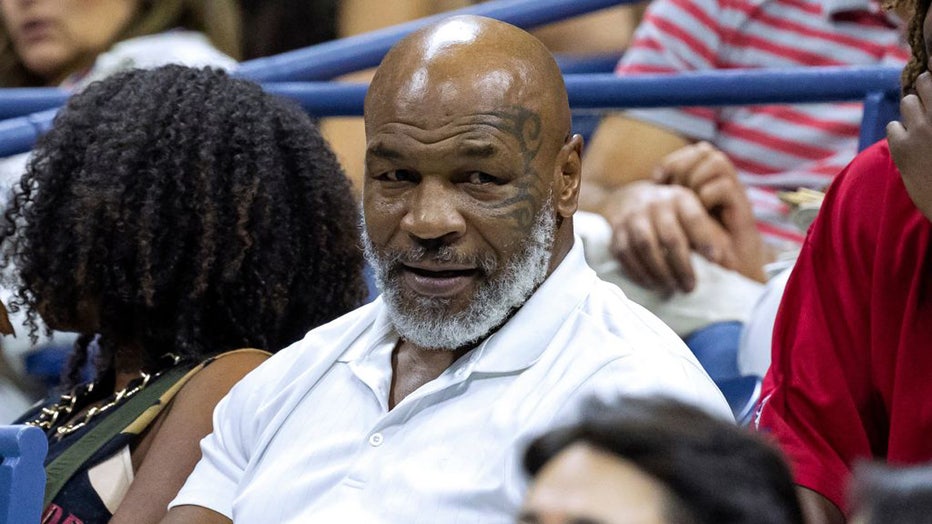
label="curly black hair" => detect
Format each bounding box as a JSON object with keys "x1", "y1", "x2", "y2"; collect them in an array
[
  {"x1": 0, "y1": 65, "x2": 366, "y2": 386},
  {"x1": 889, "y1": 0, "x2": 932, "y2": 93}
]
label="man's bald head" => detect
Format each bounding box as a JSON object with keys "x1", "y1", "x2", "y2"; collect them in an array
[
  {"x1": 365, "y1": 15, "x2": 571, "y2": 146},
  {"x1": 360, "y1": 16, "x2": 583, "y2": 351}
]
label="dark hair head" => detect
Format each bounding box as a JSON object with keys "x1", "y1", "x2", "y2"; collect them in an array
[
  {"x1": 0, "y1": 65, "x2": 366, "y2": 385},
  {"x1": 890, "y1": 0, "x2": 932, "y2": 93},
  {"x1": 524, "y1": 396, "x2": 804, "y2": 524},
  {"x1": 850, "y1": 461, "x2": 932, "y2": 523}
]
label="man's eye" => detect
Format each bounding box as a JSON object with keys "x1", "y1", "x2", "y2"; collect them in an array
[
  {"x1": 466, "y1": 171, "x2": 501, "y2": 185},
  {"x1": 378, "y1": 170, "x2": 416, "y2": 182}
]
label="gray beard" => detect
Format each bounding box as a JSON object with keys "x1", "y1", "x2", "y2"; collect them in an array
[{"x1": 361, "y1": 198, "x2": 556, "y2": 350}]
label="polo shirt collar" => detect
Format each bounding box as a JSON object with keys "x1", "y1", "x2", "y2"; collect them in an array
[{"x1": 470, "y1": 237, "x2": 596, "y2": 374}]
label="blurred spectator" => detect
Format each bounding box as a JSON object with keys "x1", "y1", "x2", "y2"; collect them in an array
[
  {"x1": 520, "y1": 396, "x2": 803, "y2": 524},
  {"x1": 0, "y1": 0, "x2": 240, "y2": 88},
  {"x1": 577, "y1": 0, "x2": 910, "y2": 368},
  {"x1": 238, "y1": 0, "x2": 338, "y2": 60},
  {"x1": 849, "y1": 462, "x2": 932, "y2": 524}
]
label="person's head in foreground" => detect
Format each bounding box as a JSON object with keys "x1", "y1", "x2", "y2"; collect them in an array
[
  {"x1": 0, "y1": 64, "x2": 366, "y2": 386},
  {"x1": 849, "y1": 462, "x2": 932, "y2": 524},
  {"x1": 520, "y1": 397, "x2": 804, "y2": 524},
  {"x1": 360, "y1": 14, "x2": 583, "y2": 351},
  {"x1": 0, "y1": 0, "x2": 240, "y2": 86}
]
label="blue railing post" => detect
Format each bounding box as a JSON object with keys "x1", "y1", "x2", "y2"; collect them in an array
[
  {"x1": 0, "y1": 67, "x2": 904, "y2": 157},
  {"x1": 859, "y1": 90, "x2": 901, "y2": 151}
]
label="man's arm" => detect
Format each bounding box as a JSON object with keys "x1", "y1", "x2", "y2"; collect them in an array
[
  {"x1": 582, "y1": 113, "x2": 691, "y2": 202},
  {"x1": 160, "y1": 505, "x2": 232, "y2": 524},
  {"x1": 582, "y1": 115, "x2": 764, "y2": 292}
]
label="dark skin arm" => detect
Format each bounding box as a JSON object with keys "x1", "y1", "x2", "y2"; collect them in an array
[
  {"x1": 160, "y1": 505, "x2": 232, "y2": 524},
  {"x1": 583, "y1": 116, "x2": 767, "y2": 293},
  {"x1": 798, "y1": 487, "x2": 845, "y2": 524},
  {"x1": 888, "y1": 71, "x2": 932, "y2": 221},
  {"x1": 112, "y1": 350, "x2": 269, "y2": 524}
]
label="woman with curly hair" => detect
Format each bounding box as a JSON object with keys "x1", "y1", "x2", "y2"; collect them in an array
[
  {"x1": 0, "y1": 0, "x2": 240, "y2": 88},
  {"x1": 5, "y1": 64, "x2": 366, "y2": 524},
  {"x1": 0, "y1": 1, "x2": 244, "y2": 421}
]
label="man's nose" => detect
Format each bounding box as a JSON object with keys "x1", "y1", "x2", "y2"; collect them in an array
[{"x1": 400, "y1": 179, "x2": 467, "y2": 241}]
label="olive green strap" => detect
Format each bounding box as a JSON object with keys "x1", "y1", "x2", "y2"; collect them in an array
[{"x1": 42, "y1": 364, "x2": 194, "y2": 510}]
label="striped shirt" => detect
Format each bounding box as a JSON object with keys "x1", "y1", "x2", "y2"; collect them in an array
[{"x1": 617, "y1": 0, "x2": 909, "y2": 249}]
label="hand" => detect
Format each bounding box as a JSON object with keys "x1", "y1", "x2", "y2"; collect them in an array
[
  {"x1": 887, "y1": 71, "x2": 932, "y2": 221},
  {"x1": 604, "y1": 180, "x2": 738, "y2": 294},
  {"x1": 654, "y1": 142, "x2": 769, "y2": 283}
]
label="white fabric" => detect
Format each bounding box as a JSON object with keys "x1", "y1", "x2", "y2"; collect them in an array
[
  {"x1": 738, "y1": 265, "x2": 794, "y2": 377},
  {"x1": 65, "y1": 30, "x2": 236, "y2": 90},
  {"x1": 576, "y1": 211, "x2": 766, "y2": 337},
  {"x1": 170, "y1": 240, "x2": 730, "y2": 523}
]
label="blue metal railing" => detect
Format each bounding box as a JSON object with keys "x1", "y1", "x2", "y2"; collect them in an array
[
  {"x1": 0, "y1": 66, "x2": 901, "y2": 157},
  {"x1": 234, "y1": 0, "x2": 631, "y2": 82},
  {"x1": 0, "y1": 0, "x2": 904, "y2": 156}
]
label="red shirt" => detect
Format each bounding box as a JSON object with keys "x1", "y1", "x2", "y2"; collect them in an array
[{"x1": 757, "y1": 140, "x2": 932, "y2": 512}]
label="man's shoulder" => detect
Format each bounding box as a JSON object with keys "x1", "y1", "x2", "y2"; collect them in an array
[
  {"x1": 543, "y1": 281, "x2": 731, "y2": 420},
  {"x1": 577, "y1": 278, "x2": 690, "y2": 348},
  {"x1": 239, "y1": 301, "x2": 383, "y2": 387}
]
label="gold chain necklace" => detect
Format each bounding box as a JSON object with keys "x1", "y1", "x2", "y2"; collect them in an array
[{"x1": 26, "y1": 354, "x2": 181, "y2": 441}]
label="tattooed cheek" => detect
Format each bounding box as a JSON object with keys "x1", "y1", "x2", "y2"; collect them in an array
[{"x1": 480, "y1": 202, "x2": 535, "y2": 231}]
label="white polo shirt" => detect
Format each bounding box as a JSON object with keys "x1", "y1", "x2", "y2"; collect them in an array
[{"x1": 170, "y1": 240, "x2": 730, "y2": 523}]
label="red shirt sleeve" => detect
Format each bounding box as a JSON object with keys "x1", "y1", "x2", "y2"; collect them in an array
[{"x1": 756, "y1": 142, "x2": 896, "y2": 511}]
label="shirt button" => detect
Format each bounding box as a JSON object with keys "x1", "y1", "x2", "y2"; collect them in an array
[{"x1": 369, "y1": 432, "x2": 384, "y2": 447}]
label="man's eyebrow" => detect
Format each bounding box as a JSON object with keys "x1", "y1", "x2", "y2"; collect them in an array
[
  {"x1": 368, "y1": 142, "x2": 403, "y2": 159},
  {"x1": 458, "y1": 142, "x2": 497, "y2": 158}
]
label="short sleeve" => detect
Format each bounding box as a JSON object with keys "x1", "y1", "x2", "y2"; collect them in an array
[
  {"x1": 554, "y1": 349, "x2": 734, "y2": 428},
  {"x1": 756, "y1": 143, "x2": 893, "y2": 510}
]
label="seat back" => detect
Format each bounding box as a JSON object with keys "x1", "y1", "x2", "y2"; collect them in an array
[{"x1": 0, "y1": 425, "x2": 47, "y2": 524}]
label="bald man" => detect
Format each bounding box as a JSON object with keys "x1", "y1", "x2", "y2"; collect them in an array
[{"x1": 162, "y1": 16, "x2": 729, "y2": 524}]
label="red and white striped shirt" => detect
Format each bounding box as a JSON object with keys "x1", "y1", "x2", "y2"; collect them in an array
[{"x1": 617, "y1": 0, "x2": 909, "y2": 250}]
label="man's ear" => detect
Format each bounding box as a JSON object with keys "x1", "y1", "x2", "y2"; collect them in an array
[{"x1": 554, "y1": 134, "x2": 583, "y2": 217}]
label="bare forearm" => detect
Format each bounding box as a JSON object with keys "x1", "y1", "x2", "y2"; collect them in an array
[
  {"x1": 798, "y1": 487, "x2": 845, "y2": 524},
  {"x1": 160, "y1": 505, "x2": 232, "y2": 524}
]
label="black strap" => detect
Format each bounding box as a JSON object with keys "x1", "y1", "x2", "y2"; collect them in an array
[{"x1": 42, "y1": 364, "x2": 194, "y2": 509}]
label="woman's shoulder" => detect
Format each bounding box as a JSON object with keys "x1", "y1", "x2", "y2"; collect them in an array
[
  {"x1": 177, "y1": 349, "x2": 271, "y2": 404},
  {"x1": 71, "y1": 31, "x2": 237, "y2": 89}
]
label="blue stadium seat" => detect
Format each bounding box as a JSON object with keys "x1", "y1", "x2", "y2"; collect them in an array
[
  {"x1": 683, "y1": 322, "x2": 761, "y2": 424},
  {"x1": 717, "y1": 375, "x2": 762, "y2": 426},
  {"x1": 0, "y1": 425, "x2": 47, "y2": 524}
]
